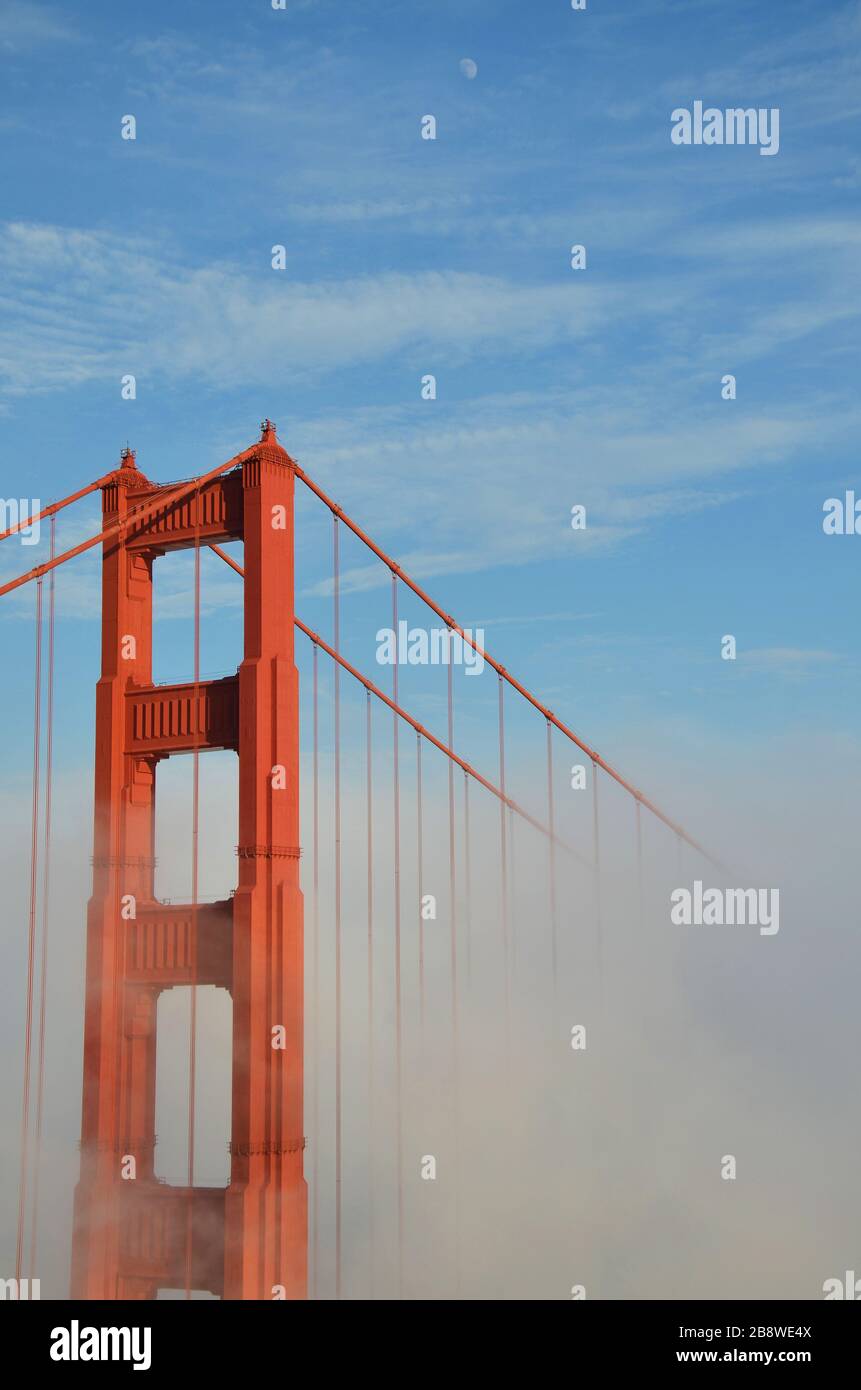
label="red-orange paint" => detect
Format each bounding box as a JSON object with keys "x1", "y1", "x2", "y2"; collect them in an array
[{"x1": 71, "y1": 423, "x2": 306, "y2": 1300}]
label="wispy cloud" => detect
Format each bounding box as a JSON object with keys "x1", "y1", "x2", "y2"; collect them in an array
[
  {"x1": 2, "y1": 205, "x2": 858, "y2": 408},
  {"x1": 742, "y1": 646, "x2": 840, "y2": 679},
  {"x1": 0, "y1": 222, "x2": 632, "y2": 393},
  {"x1": 286, "y1": 385, "x2": 846, "y2": 591},
  {"x1": 0, "y1": 0, "x2": 77, "y2": 51}
]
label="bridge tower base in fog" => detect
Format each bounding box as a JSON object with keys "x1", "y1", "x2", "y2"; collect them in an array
[{"x1": 70, "y1": 422, "x2": 306, "y2": 1300}]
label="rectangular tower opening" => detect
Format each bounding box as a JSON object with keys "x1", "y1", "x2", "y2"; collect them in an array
[
  {"x1": 151, "y1": 544, "x2": 244, "y2": 687},
  {"x1": 154, "y1": 984, "x2": 232, "y2": 1189},
  {"x1": 153, "y1": 749, "x2": 237, "y2": 904}
]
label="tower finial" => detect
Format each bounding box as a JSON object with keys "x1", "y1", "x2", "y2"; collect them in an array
[{"x1": 260, "y1": 419, "x2": 277, "y2": 443}]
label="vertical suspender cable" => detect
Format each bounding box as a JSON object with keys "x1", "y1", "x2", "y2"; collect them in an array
[
  {"x1": 414, "y1": 735, "x2": 428, "y2": 1292},
  {"x1": 311, "y1": 640, "x2": 320, "y2": 1298},
  {"x1": 546, "y1": 721, "x2": 558, "y2": 1025},
  {"x1": 416, "y1": 734, "x2": 424, "y2": 1038},
  {"x1": 592, "y1": 760, "x2": 603, "y2": 1000},
  {"x1": 508, "y1": 805, "x2": 516, "y2": 975},
  {"x1": 447, "y1": 662, "x2": 457, "y2": 1010},
  {"x1": 16, "y1": 577, "x2": 42, "y2": 1283},
  {"x1": 366, "y1": 689, "x2": 375, "y2": 1298},
  {"x1": 592, "y1": 759, "x2": 606, "y2": 1300},
  {"x1": 463, "y1": 772, "x2": 472, "y2": 984},
  {"x1": 447, "y1": 657, "x2": 461, "y2": 1297},
  {"x1": 333, "y1": 518, "x2": 342, "y2": 1300},
  {"x1": 185, "y1": 493, "x2": 201, "y2": 1299},
  {"x1": 391, "y1": 571, "x2": 403, "y2": 1297},
  {"x1": 462, "y1": 767, "x2": 473, "y2": 1292},
  {"x1": 498, "y1": 676, "x2": 510, "y2": 1048},
  {"x1": 447, "y1": 656, "x2": 461, "y2": 1295},
  {"x1": 635, "y1": 799, "x2": 643, "y2": 932},
  {"x1": 29, "y1": 518, "x2": 55, "y2": 1273}
]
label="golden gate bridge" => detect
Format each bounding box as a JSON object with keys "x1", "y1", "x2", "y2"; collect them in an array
[{"x1": 1, "y1": 420, "x2": 723, "y2": 1300}]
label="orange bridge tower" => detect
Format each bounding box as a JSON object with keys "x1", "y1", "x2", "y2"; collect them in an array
[{"x1": 71, "y1": 422, "x2": 306, "y2": 1300}]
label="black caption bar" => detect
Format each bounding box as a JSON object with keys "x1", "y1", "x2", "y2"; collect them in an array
[{"x1": 6, "y1": 1298, "x2": 859, "y2": 1374}]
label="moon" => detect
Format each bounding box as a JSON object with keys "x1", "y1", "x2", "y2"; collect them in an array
[{"x1": 459, "y1": 58, "x2": 478, "y2": 80}]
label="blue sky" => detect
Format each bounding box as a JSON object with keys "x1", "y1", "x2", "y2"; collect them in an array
[
  {"x1": 3, "y1": 0, "x2": 861, "y2": 1303},
  {"x1": 1, "y1": 0, "x2": 859, "y2": 827}
]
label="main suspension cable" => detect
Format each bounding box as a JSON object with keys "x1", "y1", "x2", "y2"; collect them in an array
[
  {"x1": 209, "y1": 540, "x2": 590, "y2": 861},
  {"x1": 291, "y1": 462, "x2": 722, "y2": 868},
  {"x1": 0, "y1": 474, "x2": 113, "y2": 544},
  {"x1": 291, "y1": 616, "x2": 585, "y2": 863},
  {"x1": 0, "y1": 443, "x2": 260, "y2": 601}
]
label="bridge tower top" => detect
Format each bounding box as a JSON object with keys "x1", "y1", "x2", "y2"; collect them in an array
[{"x1": 71, "y1": 423, "x2": 307, "y2": 1301}]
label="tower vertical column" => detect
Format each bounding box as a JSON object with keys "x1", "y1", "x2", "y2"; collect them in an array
[
  {"x1": 71, "y1": 452, "x2": 157, "y2": 1299},
  {"x1": 224, "y1": 423, "x2": 307, "y2": 1300},
  {"x1": 73, "y1": 425, "x2": 306, "y2": 1300}
]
